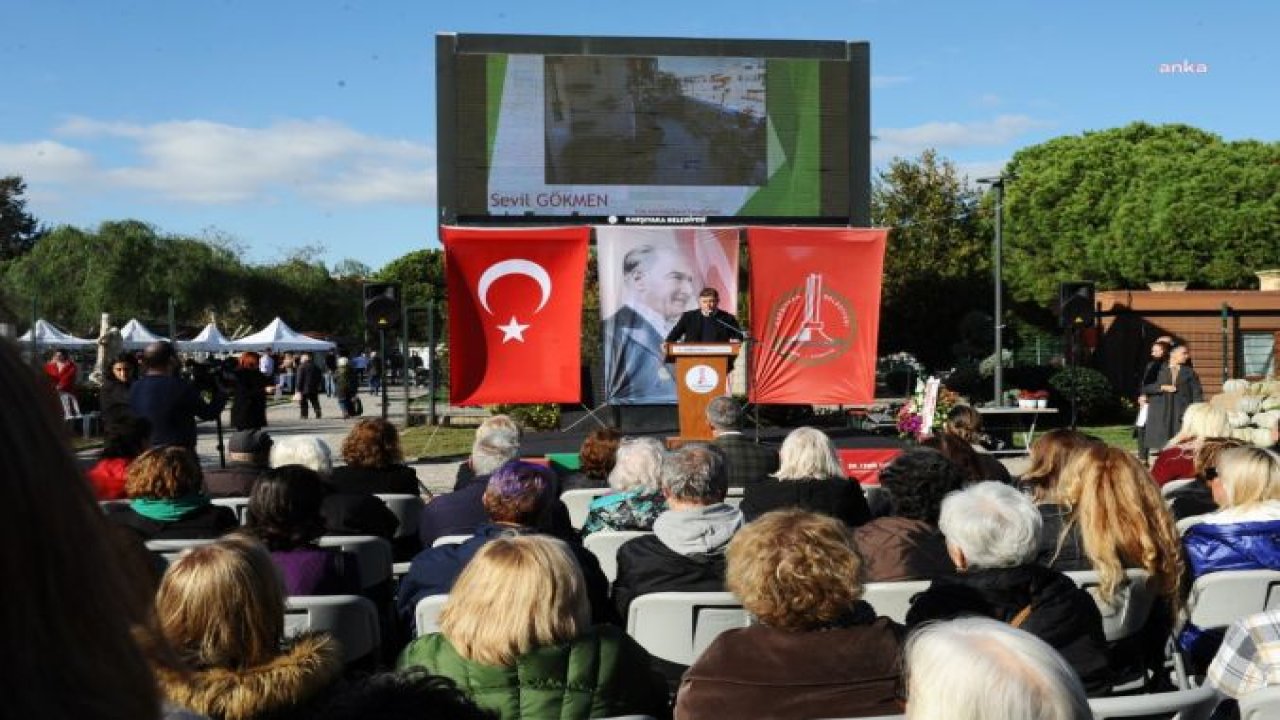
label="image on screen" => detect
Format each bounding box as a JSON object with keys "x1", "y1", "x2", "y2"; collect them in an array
[{"x1": 544, "y1": 56, "x2": 766, "y2": 187}]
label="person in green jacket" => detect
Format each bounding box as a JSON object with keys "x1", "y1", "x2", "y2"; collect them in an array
[{"x1": 398, "y1": 535, "x2": 670, "y2": 720}]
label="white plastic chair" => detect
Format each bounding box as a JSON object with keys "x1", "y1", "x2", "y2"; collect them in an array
[
  {"x1": 723, "y1": 486, "x2": 744, "y2": 509},
  {"x1": 1185, "y1": 569, "x2": 1280, "y2": 630},
  {"x1": 861, "y1": 580, "x2": 931, "y2": 624},
  {"x1": 284, "y1": 594, "x2": 380, "y2": 665},
  {"x1": 374, "y1": 493, "x2": 424, "y2": 540},
  {"x1": 1240, "y1": 684, "x2": 1280, "y2": 719},
  {"x1": 414, "y1": 594, "x2": 449, "y2": 636},
  {"x1": 145, "y1": 538, "x2": 218, "y2": 564},
  {"x1": 626, "y1": 591, "x2": 749, "y2": 666},
  {"x1": 316, "y1": 535, "x2": 393, "y2": 592},
  {"x1": 211, "y1": 497, "x2": 251, "y2": 525},
  {"x1": 583, "y1": 530, "x2": 651, "y2": 583},
  {"x1": 1089, "y1": 685, "x2": 1219, "y2": 719},
  {"x1": 1065, "y1": 568, "x2": 1156, "y2": 643},
  {"x1": 560, "y1": 488, "x2": 612, "y2": 529}
]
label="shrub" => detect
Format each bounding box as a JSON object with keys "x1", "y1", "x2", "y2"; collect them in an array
[
  {"x1": 1048, "y1": 367, "x2": 1116, "y2": 422},
  {"x1": 492, "y1": 403, "x2": 560, "y2": 431}
]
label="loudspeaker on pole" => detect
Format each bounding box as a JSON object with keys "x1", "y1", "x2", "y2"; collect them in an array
[
  {"x1": 1058, "y1": 281, "x2": 1096, "y2": 329},
  {"x1": 363, "y1": 282, "x2": 402, "y2": 330}
]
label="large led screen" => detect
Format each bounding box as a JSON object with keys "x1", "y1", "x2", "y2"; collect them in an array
[{"x1": 438, "y1": 35, "x2": 869, "y2": 225}]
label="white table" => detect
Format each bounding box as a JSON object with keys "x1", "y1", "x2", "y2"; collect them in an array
[{"x1": 976, "y1": 407, "x2": 1059, "y2": 453}]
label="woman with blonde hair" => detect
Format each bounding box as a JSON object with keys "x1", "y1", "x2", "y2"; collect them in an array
[
  {"x1": 1150, "y1": 401, "x2": 1228, "y2": 485},
  {"x1": 155, "y1": 533, "x2": 343, "y2": 720},
  {"x1": 1021, "y1": 429, "x2": 1100, "y2": 570},
  {"x1": 739, "y1": 427, "x2": 870, "y2": 526},
  {"x1": 398, "y1": 534, "x2": 666, "y2": 719},
  {"x1": 1180, "y1": 446, "x2": 1280, "y2": 665},
  {"x1": 678, "y1": 510, "x2": 904, "y2": 718},
  {"x1": 1166, "y1": 437, "x2": 1247, "y2": 522}
]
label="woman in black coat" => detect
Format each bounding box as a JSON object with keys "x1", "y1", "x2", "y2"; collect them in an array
[
  {"x1": 230, "y1": 351, "x2": 271, "y2": 431},
  {"x1": 740, "y1": 427, "x2": 870, "y2": 527},
  {"x1": 1141, "y1": 344, "x2": 1203, "y2": 454}
]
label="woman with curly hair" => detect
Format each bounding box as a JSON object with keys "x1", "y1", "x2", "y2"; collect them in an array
[
  {"x1": 329, "y1": 418, "x2": 420, "y2": 496},
  {"x1": 245, "y1": 465, "x2": 360, "y2": 596},
  {"x1": 106, "y1": 446, "x2": 239, "y2": 540},
  {"x1": 1021, "y1": 428, "x2": 1101, "y2": 570},
  {"x1": 678, "y1": 510, "x2": 904, "y2": 719}
]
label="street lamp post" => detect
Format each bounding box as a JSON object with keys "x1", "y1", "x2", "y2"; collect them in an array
[{"x1": 977, "y1": 175, "x2": 1012, "y2": 405}]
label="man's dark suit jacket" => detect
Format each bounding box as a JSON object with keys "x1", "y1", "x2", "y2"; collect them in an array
[
  {"x1": 713, "y1": 433, "x2": 780, "y2": 488},
  {"x1": 665, "y1": 309, "x2": 742, "y2": 343}
]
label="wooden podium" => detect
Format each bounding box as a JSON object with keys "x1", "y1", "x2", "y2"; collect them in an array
[{"x1": 664, "y1": 342, "x2": 741, "y2": 440}]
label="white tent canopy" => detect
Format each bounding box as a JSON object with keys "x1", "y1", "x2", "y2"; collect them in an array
[
  {"x1": 17, "y1": 319, "x2": 97, "y2": 349},
  {"x1": 177, "y1": 323, "x2": 233, "y2": 353},
  {"x1": 229, "y1": 317, "x2": 335, "y2": 352},
  {"x1": 119, "y1": 318, "x2": 170, "y2": 350}
]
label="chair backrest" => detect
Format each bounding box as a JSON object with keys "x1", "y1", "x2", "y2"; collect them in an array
[
  {"x1": 561, "y1": 488, "x2": 612, "y2": 529},
  {"x1": 145, "y1": 538, "x2": 218, "y2": 564},
  {"x1": 1162, "y1": 478, "x2": 1197, "y2": 497},
  {"x1": 211, "y1": 497, "x2": 251, "y2": 525},
  {"x1": 626, "y1": 591, "x2": 749, "y2": 666},
  {"x1": 432, "y1": 534, "x2": 473, "y2": 548},
  {"x1": 1186, "y1": 569, "x2": 1280, "y2": 630},
  {"x1": 861, "y1": 580, "x2": 932, "y2": 624},
  {"x1": 284, "y1": 594, "x2": 380, "y2": 665},
  {"x1": 374, "y1": 494, "x2": 424, "y2": 540},
  {"x1": 1240, "y1": 684, "x2": 1280, "y2": 720},
  {"x1": 99, "y1": 499, "x2": 130, "y2": 514},
  {"x1": 414, "y1": 594, "x2": 450, "y2": 636},
  {"x1": 1064, "y1": 568, "x2": 1156, "y2": 643},
  {"x1": 723, "y1": 486, "x2": 744, "y2": 509},
  {"x1": 1088, "y1": 685, "x2": 1218, "y2": 719},
  {"x1": 583, "y1": 530, "x2": 651, "y2": 583},
  {"x1": 315, "y1": 535, "x2": 393, "y2": 591}
]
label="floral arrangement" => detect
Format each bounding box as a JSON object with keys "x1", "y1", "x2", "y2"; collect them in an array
[
  {"x1": 1017, "y1": 389, "x2": 1050, "y2": 401},
  {"x1": 896, "y1": 378, "x2": 961, "y2": 440}
]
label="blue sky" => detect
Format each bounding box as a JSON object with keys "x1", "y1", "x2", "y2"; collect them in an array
[{"x1": 2, "y1": 0, "x2": 1273, "y2": 270}]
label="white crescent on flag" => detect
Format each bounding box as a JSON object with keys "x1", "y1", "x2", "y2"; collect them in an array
[{"x1": 477, "y1": 259, "x2": 552, "y2": 316}]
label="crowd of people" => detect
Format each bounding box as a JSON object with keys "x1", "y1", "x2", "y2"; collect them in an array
[{"x1": 11, "y1": 332, "x2": 1280, "y2": 719}]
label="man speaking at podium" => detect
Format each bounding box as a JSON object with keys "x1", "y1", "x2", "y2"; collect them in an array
[{"x1": 665, "y1": 288, "x2": 743, "y2": 344}]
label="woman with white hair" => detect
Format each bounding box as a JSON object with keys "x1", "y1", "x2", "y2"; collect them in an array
[
  {"x1": 1150, "y1": 401, "x2": 1231, "y2": 485},
  {"x1": 453, "y1": 415, "x2": 522, "y2": 491},
  {"x1": 904, "y1": 617, "x2": 1091, "y2": 720},
  {"x1": 271, "y1": 435, "x2": 397, "y2": 541},
  {"x1": 581, "y1": 436, "x2": 668, "y2": 535},
  {"x1": 906, "y1": 481, "x2": 1110, "y2": 693},
  {"x1": 739, "y1": 426, "x2": 871, "y2": 526}
]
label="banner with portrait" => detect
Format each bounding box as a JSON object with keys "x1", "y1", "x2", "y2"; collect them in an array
[
  {"x1": 748, "y1": 227, "x2": 888, "y2": 404},
  {"x1": 596, "y1": 226, "x2": 741, "y2": 405}
]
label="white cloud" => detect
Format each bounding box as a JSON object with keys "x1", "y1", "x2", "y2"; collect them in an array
[
  {"x1": 871, "y1": 75, "x2": 911, "y2": 89},
  {"x1": 25, "y1": 116, "x2": 436, "y2": 205},
  {"x1": 0, "y1": 140, "x2": 96, "y2": 182},
  {"x1": 873, "y1": 114, "x2": 1050, "y2": 162},
  {"x1": 957, "y1": 159, "x2": 1012, "y2": 185}
]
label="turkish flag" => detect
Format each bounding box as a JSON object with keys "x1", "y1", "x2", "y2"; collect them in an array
[
  {"x1": 442, "y1": 226, "x2": 590, "y2": 405},
  {"x1": 748, "y1": 227, "x2": 888, "y2": 404}
]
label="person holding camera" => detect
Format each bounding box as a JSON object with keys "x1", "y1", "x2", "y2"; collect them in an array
[{"x1": 129, "y1": 341, "x2": 226, "y2": 450}]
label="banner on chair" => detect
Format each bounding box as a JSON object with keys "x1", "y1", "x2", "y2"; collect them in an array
[
  {"x1": 747, "y1": 227, "x2": 887, "y2": 404},
  {"x1": 596, "y1": 226, "x2": 740, "y2": 405},
  {"x1": 442, "y1": 226, "x2": 590, "y2": 404}
]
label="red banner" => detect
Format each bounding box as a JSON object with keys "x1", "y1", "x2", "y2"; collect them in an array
[
  {"x1": 748, "y1": 228, "x2": 888, "y2": 404},
  {"x1": 442, "y1": 226, "x2": 590, "y2": 404},
  {"x1": 837, "y1": 448, "x2": 902, "y2": 485}
]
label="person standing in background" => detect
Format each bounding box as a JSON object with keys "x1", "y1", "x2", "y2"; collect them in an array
[
  {"x1": 44, "y1": 349, "x2": 81, "y2": 418},
  {"x1": 1142, "y1": 343, "x2": 1203, "y2": 462},
  {"x1": 1135, "y1": 337, "x2": 1173, "y2": 461},
  {"x1": 294, "y1": 353, "x2": 323, "y2": 420}
]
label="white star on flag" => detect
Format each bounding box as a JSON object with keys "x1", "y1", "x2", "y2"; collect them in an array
[{"x1": 497, "y1": 316, "x2": 530, "y2": 343}]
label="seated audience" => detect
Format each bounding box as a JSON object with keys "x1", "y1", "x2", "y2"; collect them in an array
[
  {"x1": 677, "y1": 510, "x2": 903, "y2": 719},
  {"x1": 612, "y1": 444, "x2": 744, "y2": 618},
  {"x1": 903, "y1": 617, "x2": 1091, "y2": 720},
  {"x1": 328, "y1": 418, "x2": 420, "y2": 495},
  {"x1": 397, "y1": 461, "x2": 613, "y2": 631},
  {"x1": 1167, "y1": 437, "x2": 1246, "y2": 522},
  {"x1": 921, "y1": 431, "x2": 988, "y2": 485},
  {"x1": 944, "y1": 404, "x2": 1013, "y2": 484},
  {"x1": 313, "y1": 669, "x2": 494, "y2": 720},
  {"x1": 1, "y1": 338, "x2": 160, "y2": 718},
  {"x1": 398, "y1": 535, "x2": 668, "y2": 720},
  {"x1": 852, "y1": 448, "x2": 964, "y2": 582},
  {"x1": 1151, "y1": 402, "x2": 1232, "y2": 485},
  {"x1": 202, "y1": 428, "x2": 272, "y2": 498},
  {"x1": 106, "y1": 446, "x2": 239, "y2": 540},
  {"x1": 708, "y1": 396, "x2": 779, "y2": 487},
  {"x1": 559, "y1": 426, "x2": 622, "y2": 491},
  {"x1": 245, "y1": 465, "x2": 361, "y2": 596},
  {"x1": 87, "y1": 413, "x2": 151, "y2": 500},
  {"x1": 740, "y1": 426, "x2": 871, "y2": 526},
  {"x1": 1021, "y1": 428, "x2": 1100, "y2": 570},
  {"x1": 1207, "y1": 609, "x2": 1280, "y2": 708},
  {"x1": 272, "y1": 435, "x2": 398, "y2": 541},
  {"x1": 1055, "y1": 445, "x2": 1184, "y2": 683},
  {"x1": 154, "y1": 533, "x2": 343, "y2": 720},
  {"x1": 906, "y1": 481, "x2": 1110, "y2": 693},
  {"x1": 453, "y1": 415, "x2": 521, "y2": 491},
  {"x1": 1180, "y1": 446, "x2": 1280, "y2": 666},
  {"x1": 581, "y1": 436, "x2": 668, "y2": 535}
]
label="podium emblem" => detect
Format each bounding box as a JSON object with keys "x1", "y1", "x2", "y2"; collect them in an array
[{"x1": 684, "y1": 364, "x2": 720, "y2": 394}]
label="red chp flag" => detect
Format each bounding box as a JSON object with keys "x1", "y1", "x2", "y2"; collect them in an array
[
  {"x1": 443, "y1": 226, "x2": 590, "y2": 405},
  {"x1": 748, "y1": 227, "x2": 888, "y2": 404}
]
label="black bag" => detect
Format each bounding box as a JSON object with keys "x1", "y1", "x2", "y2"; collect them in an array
[{"x1": 351, "y1": 397, "x2": 364, "y2": 416}]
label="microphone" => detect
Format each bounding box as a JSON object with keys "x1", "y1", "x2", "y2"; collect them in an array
[{"x1": 706, "y1": 312, "x2": 747, "y2": 341}]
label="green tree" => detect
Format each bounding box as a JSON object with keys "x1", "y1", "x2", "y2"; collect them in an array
[
  {"x1": 872, "y1": 150, "x2": 993, "y2": 368},
  {"x1": 0, "y1": 176, "x2": 45, "y2": 260},
  {"x1": 1003, "y1": 123, "x2": 1280, "y2": 304}
]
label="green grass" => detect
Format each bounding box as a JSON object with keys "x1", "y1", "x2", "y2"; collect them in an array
[
  {"x1": 1077, "y1": 425, "x2": 1139, "y2": 452},
  {"x1": 401, "y1": 424, "x2": 476, "y2": 460}
]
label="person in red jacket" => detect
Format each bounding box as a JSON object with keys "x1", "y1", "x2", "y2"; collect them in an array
[{"x1": 43, "y1": 349, "x2": 80, "y2": 418}]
